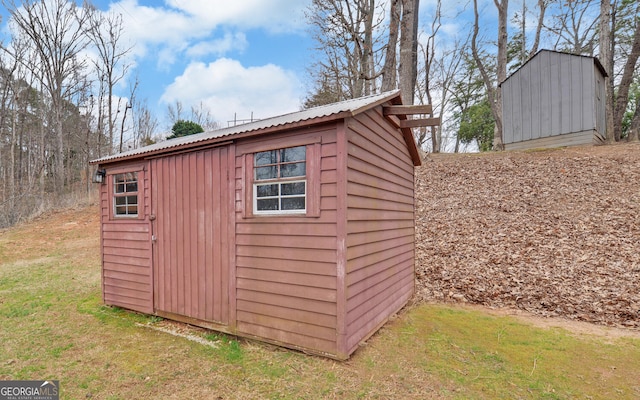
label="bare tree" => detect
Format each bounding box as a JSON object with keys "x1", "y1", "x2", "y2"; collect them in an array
[
  {"x1": 471, "y1": 0, "x2": 508, "y2": 150},
  {"x1": 87, "y1": 6, "x2": 133, "y2": 155},
  {"x1": 545, "y1": 0, "x2": 599, "y2": 54},
  {"x1": 118, "y1": 78, "x2": 137, "y2": 152},
  {"x1": 399, "y1": 0, "x2": 420, "y2": 105},
  {"x1": 628, "y1": 94, "x2": 640, "y2": 141},
  {"x1": 417, "y1": 36, "x2": 467, "y2": 152},
  {"x1": 190, "y1": 101, "x2": 219, "y2": 131},
  {"x1": 305, "y1": 0, "x2": 385, "y2": 102},
  {"x1": 5, "y1": 0, "x2": 91, "y2": 192},
  {"x1": 529, "y1": 0, "x2": 549, "y2": 57},
  {"x1": 613, "y1": 3, "x2": 640, "y2": 141},
  {"x1": 133, "y1": 99, "x2": 160, "y2": 147},
  {"x1": 381, "y1": 0, "x2": 401, "y2": 92},
  {"x1": 599, "y1": 0, "x2": 615, "y2": 142},
  {"x1": 167, "y1": 100, "x2": 184, "y2": 125},
  {"x1": 416, "y1": 1, "x2": 439, "y2": 151}
]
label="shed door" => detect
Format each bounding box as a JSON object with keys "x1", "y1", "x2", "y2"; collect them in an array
[{"x1": 150, "y1": 147, "x2": 231, "y2": 324}]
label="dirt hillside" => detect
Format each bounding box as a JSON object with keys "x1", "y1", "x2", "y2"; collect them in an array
[{"x1": 414, "y1": 143, "x2": 640, "y2": 328}]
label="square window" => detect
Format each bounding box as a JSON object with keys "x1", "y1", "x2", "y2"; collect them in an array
[
  {"x1": 253, "y1": 145, "x2": 306, "y2": 215},
  {"x1": 113, "y1": 172, "x2": 139, "y2": 217}
]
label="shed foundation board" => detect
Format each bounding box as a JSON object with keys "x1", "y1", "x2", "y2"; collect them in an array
[{"x1": 504, "y1": 130, "x2": 600, "y2": 151}]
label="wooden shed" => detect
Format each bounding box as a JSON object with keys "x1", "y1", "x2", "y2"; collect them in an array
[
  {"x1": 501, "y1": 50, "x2": 607, "y2": 150},
  {"x1": 91, "y1": 91, "x2": 426, "y2": 359}
]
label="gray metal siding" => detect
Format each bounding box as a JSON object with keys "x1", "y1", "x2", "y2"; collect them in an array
[
  {"x1": 539, "y1": 51, "x2": 553, "y2": 136},
  {"x1": 502, "y1": 50, "x2": 603, "y2": 148},
  {"x1": 594, "y1": 67, "x2": 606, "y2": 137},
  {"x1": 529, "y1": 54, "x2": 542, "y2": 140}
]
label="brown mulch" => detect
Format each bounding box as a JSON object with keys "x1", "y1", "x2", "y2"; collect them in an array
[{"x1": 414, "y1": 143, "x2": 640, "y2": 328}]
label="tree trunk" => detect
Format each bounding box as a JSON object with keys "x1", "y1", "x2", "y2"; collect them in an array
[
  {"x1": 628, "y1": 96, "x2": 640, "y2": 142},
  {"x1": 381, "y1": 0, "x2": 401, "y2": 92},
  {"x1": 528, "y1": 0, "x2": 547, "y2": 58},
  {"x1": 600, "y1": 0, "x2": 615, "y2": 142},
  {"x1": 56, "y1": 104, "x2": 65, "y2": 194},
  {"x1": 493, "y1": 0, "x2": 508, "y2": 151},
  {"x1": 362, "y1": 0, "x2": 375, "y2": 95},
  {"x1": 613, "y1": 16, "x2": 640, "y2": 141},
  {"x1": 399, "y1": 0, "x2": 420, "y2": 105},
  {"x1": 471, "y1": 0, "x2": 507, "y2": 151}
]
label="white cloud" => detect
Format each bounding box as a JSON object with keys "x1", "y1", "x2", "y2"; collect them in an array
[
  {"x1": 186, "y1": 32, "x2": 248, "y2": 58},
  {"x1": 106, "y1": 0, "x2": 309, "y2": 66},
  {"x1": 164, "y1": 0, "x2": 310, "y2": 32},
  {"x1": 160, "y1": 58, "x2": 303, "y2": 124}
]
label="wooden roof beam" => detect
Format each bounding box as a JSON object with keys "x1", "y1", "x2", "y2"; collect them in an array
[
  {"x1": 399, "y1": 117, "x2": 441, "y2": 129},
  {"x1": 383, "y1": 104, "x2": 433, "y2": 116}
]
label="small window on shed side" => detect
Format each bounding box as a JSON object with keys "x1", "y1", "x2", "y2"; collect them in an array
[
  {"x1": 253, "y1": 146, "x2": 306, "y2": 214},
  {"x1": 241, "y1": 137, "x2": 321, "y2": 219},
  {"x1": 113, "y1": 172, "x2": 139, "y2": 217}
]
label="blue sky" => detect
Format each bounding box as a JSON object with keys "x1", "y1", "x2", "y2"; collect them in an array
[
  {"x1": 0, "y1": 0, "x2": 498, "y2": 137},
  {"x1": 92, "y1": 0, "x2": 315, "y2": 130}
]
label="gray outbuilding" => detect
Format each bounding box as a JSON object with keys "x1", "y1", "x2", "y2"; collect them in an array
[{"x1": 501, "y1": 49, "x2": 607, "y2": 150}]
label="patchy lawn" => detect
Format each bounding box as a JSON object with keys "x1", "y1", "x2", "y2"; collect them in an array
[{"x1": 1, "y1": 204, "x2": 639, "y2": 399}]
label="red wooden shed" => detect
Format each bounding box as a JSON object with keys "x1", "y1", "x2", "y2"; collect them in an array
[{"x1": 91, "y1": 90, "x2": 427, "y2": 359}]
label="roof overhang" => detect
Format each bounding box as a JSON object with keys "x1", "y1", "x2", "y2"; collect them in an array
[{"x1": 92, "y1": 91, "x2": 428, "y2": 167}]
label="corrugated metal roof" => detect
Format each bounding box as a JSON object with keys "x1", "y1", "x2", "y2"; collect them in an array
[{"x1": 92, "y1": 90, "x2": 402, "y2": 164}]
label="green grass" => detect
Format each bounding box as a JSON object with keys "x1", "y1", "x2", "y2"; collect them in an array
[{"x1": 1, "y1": 206, "x2": 640, "y2": 399}]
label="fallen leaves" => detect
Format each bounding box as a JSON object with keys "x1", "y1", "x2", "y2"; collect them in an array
[{"x1": 414, "y1": 143, "x2": 640, "y2": 329}]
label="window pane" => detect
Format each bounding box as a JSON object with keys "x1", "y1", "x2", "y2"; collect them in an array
[
  {"x1": 280, "y1": 146, "x2": 305, "y2": 162},
  {"x1": 255, "y1": 166, "x2": 277, "y2": 180},
  {"x1": 256, "y1": 184, "x2": 278, "y2": 197},
  {"x1": 281, "y1": 182, "x2": 305, "y2": 196},
  {"x1": 257, "y1": 198, "x2": 279, "y2": 211},
  {"x1": 113, "y1": 172, "x2": 138, "y2": 217},
  {"x1": 114, "y1": 173, "x2": 137, "y2": 193},
  {"x1": 281, "y1": 197, "x2": 305, "y2": 210},
  {"x1": 281, "y1": 162, "x2": 305, "y2": 178},
  {"x1": 255, "y1": 150, "x2": 277, "y2": 166}
]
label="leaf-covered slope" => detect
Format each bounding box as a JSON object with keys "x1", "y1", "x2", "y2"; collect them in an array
[{"x1": 415, "y1": 143, "x2": 640, "y2": 328}]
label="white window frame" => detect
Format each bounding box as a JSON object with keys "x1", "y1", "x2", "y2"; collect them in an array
[
  {"x1": 253, "y1": 179, "x2": 307, "y2": 215},
  {"x1": 252, "y1": 146, "x2": 306, "y2": 215},
  {"x1": 113, "y1": 172, "x2": 139, "y2": 218}
]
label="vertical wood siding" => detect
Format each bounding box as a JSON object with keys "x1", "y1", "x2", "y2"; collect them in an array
[
  {"x1": 151, "y1": 147, "x2": 231, "y2": 324},
  {"x1": 344, "y1": 108, "x2": 415, "y2": 354},
  {"x1": 100, "y1": 165, "x2": 153, "y2": 313},
  {"x1": 502, "y1": 51, "x2": 604, "y2": 148},
  {"x1": 234, "y1": 128, "x2": 340, "y2": 355}
]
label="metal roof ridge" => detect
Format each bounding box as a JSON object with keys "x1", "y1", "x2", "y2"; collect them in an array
[{"x1": 91, "y1": 90, "x2": 402, "y2": 164}]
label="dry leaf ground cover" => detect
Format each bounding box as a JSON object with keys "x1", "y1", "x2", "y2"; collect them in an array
[{"x1": 415, "y1": 142, "x2": 640, "y2": 329}]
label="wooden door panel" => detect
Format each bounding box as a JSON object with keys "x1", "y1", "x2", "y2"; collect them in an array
[{"x1": 151, "y1": 148, "x2": 229, "y2": 324}]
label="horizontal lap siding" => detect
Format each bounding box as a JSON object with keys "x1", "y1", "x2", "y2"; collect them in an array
[
  {"x1": 234, "y1": 127, "x2": 339, "y2": 355},
  {"x1": 100, "y1": 165, "x2": 152, "y2": 314},
  {"x1": 345, "y1": 109, "x2": 415, "y2": 353}
]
